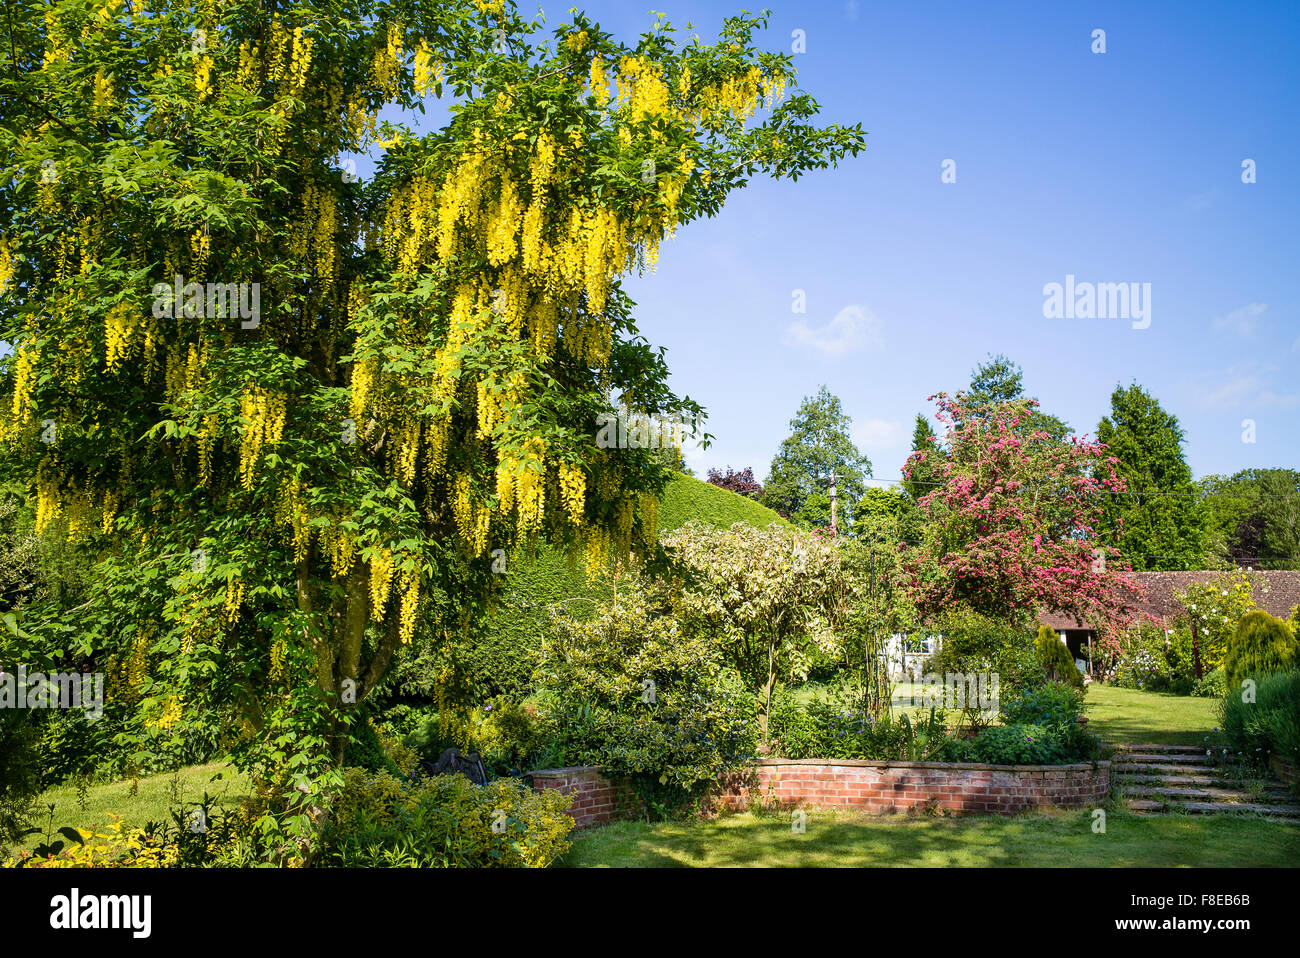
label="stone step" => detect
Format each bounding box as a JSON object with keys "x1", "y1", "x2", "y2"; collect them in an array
[
  {"x1": 1123, "y1": 785, "x2": 1296, "y2": 804},
  {"x1": 1114, "y1": 744, "x2": 1207, "y2": 754},
  {"x1": 1120, "y1": 752, "x2": 1232, "y2": 764},
  {"x1": 1124, "y1": 797, "x2": 1300, "y2": 818},
  {"x1": 1174, "y1": 802, "x2": 1300, "y2": 818},
  {"x1": 1114, "y1": 762, "x2": 1217, "y2": 776},
  {"x1": 1119, "y1": 773, "x2": 1235, "y2": 787}
]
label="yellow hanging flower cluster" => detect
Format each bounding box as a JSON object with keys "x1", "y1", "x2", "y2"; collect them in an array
[
  {"x1": 559, "y1": 463, "x2": 585, "y2": 525},
  {"x1": 615, "y1": 56, "x2": 670, "y2": 124},
  {"x1": 413, "y1": 40, "x2": 443, "y2": 96},
  {"x1": 287, "y1": 26, "x2": 314, "y2": 93},
  {"x1": 589, "y1": 56, "x2": 610, "y2": 104},
  {"x1": 0, "y1": 237, "x2": 13, "y2": 293},
  {"x1": 92, "y1": 69, "x2": 114, "y2": 112},
  {"x1": 239, "y1": 386, "x2": 287, "y2": 489},
  {"x1": 104, "y1": 301, "x2": 134, "y2": 370},
  {"x1": 452, "y1": 473, "x2": 492, "y2": 555},
  {"x1": 269, "y1": 637, "x2": 287, "y2": 681},
  {"x1": 368, "y1": 547, "x2": 394, "y2": 617},
  {"x1": 397, "y1": 566, "x2": 419, "y2": 643},
  {"x1": 224, "y1": 574, "x2": 244, "y2": 623},
  {"x1": 371, "y1": 23, "x2": 404, "y2": 98},
  {"x1": 194, "y1": 54, "x2": 213, "y2": 99}
]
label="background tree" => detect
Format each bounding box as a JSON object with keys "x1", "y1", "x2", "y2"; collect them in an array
[
  {"x1": 902, "y1": 413, "x2": 940, "y2": 503},
  {"x1": 1200, "y1": 469, "x2": 1300, "y2": 570},
  {"x1": 1096, "y1": 384, "x2": 1207, "y2": 570},
  {"x1": 0, "y1": 0, "x2": 864, "y2": 795},
  {"x1": 706, "y1": 465, "x2": 763, "y2": 499},
  {"x1": 763, "y1": 385, "x2": 871, "y2": 529},
  {"x1": 964, "y1": 353, "x2": 1070, "y2": 439}
]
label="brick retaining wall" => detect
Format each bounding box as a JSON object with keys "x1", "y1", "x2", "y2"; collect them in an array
[
  {"x1": 720, "y1": 759, "x2": 1110, "y2": 815},
  {"x1": 528, "y1": 759, "x2": 1110, "y2": 828}
]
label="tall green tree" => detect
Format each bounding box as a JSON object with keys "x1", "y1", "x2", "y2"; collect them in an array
[
  {"x1": 763, "y1": 385, "x2": 871, "y2": 529},
  {"x1": 964, "y1": 353, "x2": 1069, "y2": 439},
  {"x1": 1096, "y1": 384, "x2": 1206, "y2": 570},
  {"x1": 902, "y1": 413, "x2": 939, "y2": 502}
]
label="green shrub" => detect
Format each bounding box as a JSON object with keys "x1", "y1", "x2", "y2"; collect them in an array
[
  {"x1": 0, "y1": 709, "x2": 40, "y2": 851},
  {"x1": 939, "y1": 721, "x2": 1097, "y2": 765},
  {"x1": 999, "y1": 682, "x2": 1085, "y2": 731},
  {"x1": 1192, "y1": 667, "x2": 1227, "y2": 698},
  {"x1": 538, "y1": 574, "x2": 757, "y2": 818},
  {"x1": 1223, "y1": 611, "x2": 1299, "y2": 689},
  {"x1": 1219, "y1": 669, "x2": 1300, "y2": 766},
  {"x1": 1034, "y1": 625, "x2": 1083, "y2": 688},
  {"x1": 929, "y1": 607, "x2": 1046, "y2": 697},
  {"x1": 319, "y1": 768, "x2": 574, "y2": 868}
]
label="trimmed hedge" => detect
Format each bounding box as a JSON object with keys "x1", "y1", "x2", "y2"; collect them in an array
[{"x1": 463, "y1": 474, "x2": 787, "y2": 699}]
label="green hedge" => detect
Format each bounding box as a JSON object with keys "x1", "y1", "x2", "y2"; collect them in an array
[{"x1": 462, "y1": 475, "x2": 786, "y2": 700}]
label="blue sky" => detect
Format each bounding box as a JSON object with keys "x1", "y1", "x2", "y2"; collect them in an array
[{"x1": 383, "y1": 1, "x2": 1300, "y2": 484}]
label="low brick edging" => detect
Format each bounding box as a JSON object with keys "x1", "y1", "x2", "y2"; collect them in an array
[{"x1": 528, "y1": 759, "x2": 1110, "y2": 828}]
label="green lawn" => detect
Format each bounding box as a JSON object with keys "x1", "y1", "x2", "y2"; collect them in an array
[
  {"x1": 561, "y1": 808, "x2": 1300, "y2": 867},
  {"x1": 12, "y1": 762, "x2": 248, "y2": 856},
  {"x1": 1084, "y1": 684, "x2": 1224, "y2": 747}
]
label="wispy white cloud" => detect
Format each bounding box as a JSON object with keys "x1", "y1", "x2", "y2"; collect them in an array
[
  {"x1": 851, "y1": 417, "x2": 907, "y2": 455},
  {"x1": 1200, "y1": 360, "x2": 1299, "y2": 409},
  {"x1": 1212, "y1": 302, "x2": 1267, "y2": 337},
  {"x1": 785, "y1": 304, "x2": 883, "y2": 357},
  {"x1": 1183, "y1": 189, "x2": 1219, "y2": 212}
]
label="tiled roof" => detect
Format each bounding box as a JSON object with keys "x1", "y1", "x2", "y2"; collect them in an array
[{"x1": 1039, "y1": 570, "x2": 1300, "y2": 631}]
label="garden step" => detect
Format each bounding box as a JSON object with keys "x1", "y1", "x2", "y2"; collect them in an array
[
  {"x1": 1123, "y1": 797, "x2": 1300, "y2": 818},
  {"x1": 1172, "y1": 801, "x2": 1300, "y2": 818},
  {"x1": 1123, "y1": 785, "x2": 1296, "y2": 804},
  {"x1": 1126, "y1": 799, "x2": 1166, "y2": 813},
  {"x1": 1113, "y1": 744, "x2": 1207, "y2": 754},
  {"x1": 1120, "y1": 752, "x2": 1232, "y2": 764},
  {"x1": 1114, "y1": 762, "x2": 1217, "y2": 776},
  {"x1": 1118, "y1": 773, "x2": 1233, "y2": 787}
]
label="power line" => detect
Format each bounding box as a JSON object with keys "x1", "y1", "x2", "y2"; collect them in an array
[{"x1": 858, "y1": 475, "x2": 1300, "y2": 500}]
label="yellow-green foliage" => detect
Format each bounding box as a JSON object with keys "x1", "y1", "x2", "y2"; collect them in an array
[
  {"x1": 1035, "y1": 625, "x2": 1083, "y2": 688},
  {"x1": 1224, "y1": 610, "x2": 1300, "y2": 689},
  {"x1": 3, "y1": 814, "x2": 179, "y2": 868},
  {"x1": 324, "y1": 768, "x2": 573, "y2": 868}
]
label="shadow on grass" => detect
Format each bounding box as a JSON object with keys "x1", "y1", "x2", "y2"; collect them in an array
[{"x1": 561, "y1": 808, "x2": 1300, "y2": 868}]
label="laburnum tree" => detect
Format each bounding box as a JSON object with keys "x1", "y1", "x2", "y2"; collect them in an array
[
  {"x1": 901, "y1": 393, "x2": 1143, "y2": 632},
  {"x1": 0, "y1": 0, "x2": 864, "y2": 781}
]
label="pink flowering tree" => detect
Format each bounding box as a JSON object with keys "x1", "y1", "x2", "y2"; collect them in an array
[{"x1": 902, "y1": 393, "x2": 1145, "y2": 632}]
